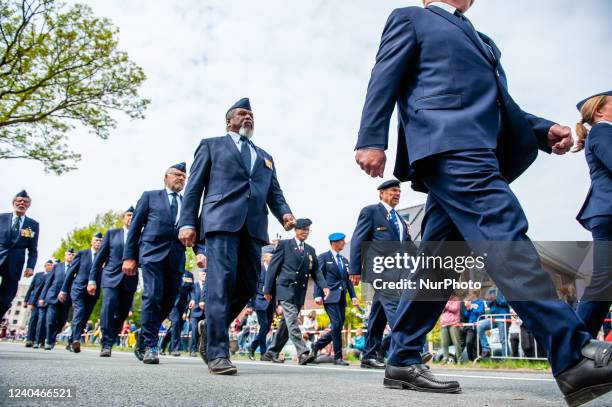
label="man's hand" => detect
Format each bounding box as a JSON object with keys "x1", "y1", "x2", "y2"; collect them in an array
[
  {"x1": 38, "y1": 299, "x2": 45, "y2": 306},
  {"x1": 188, "y1": 300, "x2": 195, "y2": 309},
  {"x1": 548, "y1": 124, "x2": 573, "y2": 155},
  {"x1": 58, "y1": 292, "x2": 67, "y2": 303},
  {"x1": 196, "y1": 254, "x2": 207, "y2": 269},
  {"x1": 323, "y1": 288, "x2": 330, "y2": 299},
  {"x1": 349, "y1": 275, "x2": 361, "y2": 285},
  {"x1": 87, "y1": 284, "x2": 97, "y2": 296},
  {"x1": 282, "y1": 214, "x2": 296, "y2": 231},
  {"x1": 352, "y1": 297, "x2": 359, "y2": 306},
  {"x1": 23, "y1": 268, "x2": 33, "y2": 278},
  {"x1": 264, "y1": 294, "x2": 272, "y2": 302},
  {"x1": 179, "y1": 228, "x2": 196, "y2": 248},
  {"x1": 122, "y1": 259, "x2": 138, "y2": 276},
  {"x1": 314, "y1": 297, "x2": 323, "y2": 306},
  {"x1": 355, "y1": 148, "x2": 386, "y2": 178},
  {"x1": 198, "y1": 302, "x2": 205, "y2": 310},
  {"x1": 22, "y1": 302, "x2": 28, "y2": 308}
]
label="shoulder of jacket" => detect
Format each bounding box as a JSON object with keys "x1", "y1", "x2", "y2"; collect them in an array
[{"x1": 390, "y1": 6, "x2": 421, "y2": 19}]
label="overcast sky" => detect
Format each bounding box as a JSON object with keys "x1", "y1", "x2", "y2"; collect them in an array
[{"x1": 2, "y1": 0, "x2": 611, "y2": 276}]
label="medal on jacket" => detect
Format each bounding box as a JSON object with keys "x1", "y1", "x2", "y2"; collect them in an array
[
  {"x1": 308, "y1": 254, "x2": 313, "y2": 270},
  {"x1": 265, "y1": 159, "x2": 274, "y2": 170},
  {"x1": 20, "y1": 228, "x2": 35, "y2": 238}
]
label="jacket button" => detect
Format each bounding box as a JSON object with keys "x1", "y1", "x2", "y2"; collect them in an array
[{"x1": 303, "y1": 284, "x2": 306, "y2": 288}]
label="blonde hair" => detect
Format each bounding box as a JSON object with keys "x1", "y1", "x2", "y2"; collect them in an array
[{"x1": 574, "y1": 95, "x2": 608, "y2": 152}]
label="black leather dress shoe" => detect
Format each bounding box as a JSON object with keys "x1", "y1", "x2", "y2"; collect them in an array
[
  {"x1": 197, "y1": 320, "x2": 208, "y2": 364},
  {"x1": 32, "y1": 343, "x2": 39, "y2": 349},
  {"x1": 44, "y1": 344, "x2": 53, "y2": 350},
  {"x1": 260, "y1": 353, "x2": 275, "y2": 362},
  {"x1": 25, "y1": 341, "x2": 33, "y2": 347},
  {"x1": 421, "y1": 352, "x2": 433, "y2": 364},
  {"x1": 143, "y1": 348, "x2": 160, "y2": 365},
  {"x1": 555, "y1": 340, "x2": 612, "y2": 407},
  {"x1": 248, "y1": 348, "x2": 256, "y2": 361},
  {"x1": 65, "y1": 343, "x2": 72, "y2": 352},
  {"x1": 334, "y1": 359, "x2": 350, "y2": 366},
  {"x1": 361, "y1": 358, "x2": 386, "y2": 369},
  {"x1": 299, "y1": 352, "x2": 316, "y2": 365},
  {"x1": 208, "y1": 358, "x2": 238, "y2": 375},
  {"x1": 384, "y1": 363, "x2": 461, "y2": 393},
  {"x1": 100, "y1": 347, "x2": 112, "y2": 357},
  {"x1": 72, "y1": 341, "x2": 81, "y2": 353},
  {"x1": 134, "y1": 331, "x2": 145, "y2": 361}
]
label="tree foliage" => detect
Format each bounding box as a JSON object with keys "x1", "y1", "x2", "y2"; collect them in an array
[{"x1": 0, "y1": 0, "x2": 150, "y2": 174}]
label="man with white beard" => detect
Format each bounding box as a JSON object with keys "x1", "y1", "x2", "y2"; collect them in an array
[{"x1": 178, "y1": 97, "x2": 296, "y2": 375}]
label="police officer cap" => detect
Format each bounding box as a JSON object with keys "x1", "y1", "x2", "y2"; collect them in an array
[
  {"x1": 377, "y1": 179, "x2": 401, "y2": 190},
  {"x1": 295, "y1": 218, "x2": 312, "y2": 229},
  {"x1": 126, "y1": 206, "x2": 135, "y2": 213},
  {"x1": 170, "y1": 162, "x2": 186, "y2": 173},
  {"x1": 94, "y1": 232, "x2": 103, "y2": 239},
  {"x1": 328, "y1": 232, "x2": 346, "y2": 242},
  {"x1": 577, "y1": 90, "x2": 612, "y2": 111},
  {"x1": 227, "y1": 97, "x2": 251, "y2": 115},
  {"x1": 14, "y1": 190, "x2": 30, "y2": 199}
]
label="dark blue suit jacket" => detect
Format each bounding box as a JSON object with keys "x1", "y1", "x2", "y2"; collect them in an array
[
  {"x1": 577, "y1": 122, "x2": 612, "y2": 226},
  {"x1": 124, "y1": 189, "x2": 186, "y2": 271},
  {"x1": 251, "y1": 264, "x2": 272, "y2": 311},
  {"x1": 189, "y1": 279, "x2": 207, "y2": 318},
  {"x1": 90, "y1": 228, "x2": 138, "y2": 290},
  {"x1": 41, "y1": 262, "x2": 68, "y2": 305},
  {"x1": 263, "y1": 239, "x2": 327, "y2": 307},
  {"x1": 0, "y1": 213, "x2": 39, "y2": 281},
  {"x1": 24, "y1": 271, "x2": 47, "y2": 305},
  {"x1": 178, "y1": 134, "x2": 292, "y2": 244},
  {"x1": 349, "y1": 203, "x2": 410, "y2": 276},
  {"x1": 62, "y1": 248, "x2": 96, "y2": 296},
  {"x1": 356, "y1": 6, "x2": 555, "y2": 192},
  {"x1": 315, "y1": 250, "x2": 356, "y2": 304}
]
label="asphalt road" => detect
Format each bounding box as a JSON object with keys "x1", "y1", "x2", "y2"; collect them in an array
[{"x1": 1, "y1": 342, "x2": 611, "y2": 407}]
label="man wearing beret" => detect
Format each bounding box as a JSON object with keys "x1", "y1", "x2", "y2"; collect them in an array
[
  {"x1": 310, "y1": 233, "x2": 358, "y2": 365},
  {"x1": 59, "y1": 233, "x2": 103, "y2": 353},
  {"x1": 90, "y1": 207, "x2": 138, "y2": 357},
  {"x1": 23, "y1": 259, "x2": 53, "y2": 347},
  {"x1": 0, "y1": 190, "x2": 39, "y2": 320},
  {"x1": 248, "y1": 246, "x2": 275, "y2": 361},
  {"x1": 40, "y1": 249, "x2": 75, "y2": 350},
  {"x1": 123, "y1": 163, "x2": 188, "y2": 364},
  {"x1": 178, "y1": 98, "x2": 296, "y2": 375},
  {"x1": 354, "y1": 0, "x2": 609, "y2": 402},
  {"x1": 350, "y1": 180, "x2": 421, "y2": 369},
  {"x1": 167, "y1": 269, "x2": 194, "y2": 356},
  {"x1": 262, "y1": 219, "x2": 329, "y2": 365}
]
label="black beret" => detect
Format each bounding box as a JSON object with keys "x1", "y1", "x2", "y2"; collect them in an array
[
  {"x1": 377, "y1": 179, "x2": 401, "y2": 190},
  {"x1": 295, "y1": 218, "x2": 312, "y2": 229}
]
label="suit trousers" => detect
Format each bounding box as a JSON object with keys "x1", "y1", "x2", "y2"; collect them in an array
[
  {"x1": 363, "y1": 295, "x2": 398, "y2": 360},
  {"x1": 576, "y1": 215, "x2": 612, "y2": 337},
  {"x1": 100, "y1": 280, "x2": 137, "y2": 348},
  {"x1": 205, "y1": 225, "x2": 261, "y2": 360},
  {"x1": 140, "y1": 257, "x2": 182, "y2": 348},
  {"x1": 35, "y1": 306, "x2": 47, "y2": 345},
  {"x1": 0, "y1": 261, "x2": 18, "y2": 319},
  {"x1": 314, "y1": 298, "x2": 347, "y2": 360},
  {"x1": 45, "y1": 302, "x2": 70, "y2": 345},
  {"x1": 70, "y1": 288, "x2": 99, "y2": 343},
  {"x1": 250, "y1": 305, "x2": 274, "y2": 354},
  {"x1": 267, "y1": 300, "x2": 309, "y2": 357},
  {"x1": 26, "y1": 306, "x2": 39, "y2": 342},
  {"x1": 170, "y1": 307, "x2": 187, "y2": 352},
  {"x1": 189, "y1": 315, "x2": 205, "y2": 352},
  {"x1": 387, "y1": 149, "x2": 591, "y2": 376}
]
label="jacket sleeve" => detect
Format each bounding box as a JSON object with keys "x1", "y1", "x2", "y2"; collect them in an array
[
  {"x1": 123, "y1": 192, "x2": 149, "y2": 261},
  {"x1": 61, "y1": 253, "x2": 80, "y2": 294},
  {"x1": 178, "y1": 140, "x2": 212, "y2": 230},
  {"x1": 311, "y1": 252, "x2": 328, "y2": 292},
  {"x1": 201, "y1": 281, "x2": 207, "y2": 303},
  {"x1": 349, "y1": 207, "x2": 373, "y2": 276},
  {"x1": 263, "y1": 242, "x2": 285, "y2": 295},
  {"x1": 314, "y1": 253, "x2": 326, "y2": 299},
  {"x1": 26, "y1": 222, "x2": 39, "y2": 270},
  {"x1": 266, "y1": 156, "x2": 292, "y2": 226},
  {"x1": 90, "y1": 231, "x2": 111, "y2": 284},
  {"x1": 590, "y1": 125, "x2": 612, "y2": 172},
  {"x1": 522, "y1": 110, "x2": 555, "y2": 153},
  {"x1": 24, "y1": 277, "x2": 36, "y2": 304},
  {"x1": 346, "y1": 261, "x2": 357, "y2": 299},
  {"x1": 356, "y1": 9, "x2": 418, "y2": 150},
  {"x1": 40, "y1": 267, "x2": 55, "y2": 302}
]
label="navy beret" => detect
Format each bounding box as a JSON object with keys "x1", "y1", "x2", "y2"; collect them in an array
[
  {"x1": 577, "y1": 90, "x2": 612, "y2": 111},
  {"x1": 94, "y1": 232, "x2": 103, "y2": 239},
  {"x1": 227, "y1": 97, "x2": 251, "y2": 115},
  {"x1": 14, "y1": 190, "x2": 30, "y2": 199},
  {"x1": 377, "y1": 179, "x2": 401, "y2": 190},
  {"x1": 45, "y1": 260, "x2": 53, "y2": 265},
  {"x1": 262, "y1": 245, "x2": 275, "y2": 254},
  {"x1": 170, "y1": 162, "x2": 186, "y2": 173},
  {"x1": 295, "y1": 218, "x2": 312, "y2": 229},
  {"x1": 328, "y1": 232, "x2": 346, "y2": 242},
  {"x1": 126, "y1": 206, "x2": 135, "y2": 213},
  {"x1": 67, "y1": 248, "x2": 75, "y2": 254}
]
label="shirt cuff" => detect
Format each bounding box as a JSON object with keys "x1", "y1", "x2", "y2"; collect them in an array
[
  {"x1": 179, "y1": 225, "x2": 195, "y2": 232},
  {"x1": 88, "y1": 281, "x2": 97, "y2": 285}
]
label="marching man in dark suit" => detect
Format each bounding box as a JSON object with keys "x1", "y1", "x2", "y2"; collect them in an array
[
  {"x1": 248, "y1": 246, "x2": 275, "y2": 361},
  {"x1": 354, "y1": 0, "x2": 611, "y2": 403},
  {"x1": 0, "y1": 190, "x2": 39, "y2": 319},
  {"x1": 189, "y1": 269, "x2": 206, "y2": 357},
  {"x1": 59, "y1": 233, "x2": 103, "y2": 353},
  {"x1": 123, "y1": 163, "x2": 188, "y2": 364},
  {"x1": 178, "y1": 97, "x2": 296, "y2": 375},
  {"x1": 168, "y1": 270, "x2": 194, "y2": 356},
  {"x1": 90, "y1": 207, "x2": 137, "y2": 357},
  {"x1": 262, "y1": 219, "x2": 329, "y2": 365},
  {"x1": 24, "y1": 259, "x2": 53, "y2": 347},
  {"x1": 40, "y1": 249, "x2": 75, "y2": 350},
  {"x1": 310, "y1": 233, "x2": 358, "y2": 366}
]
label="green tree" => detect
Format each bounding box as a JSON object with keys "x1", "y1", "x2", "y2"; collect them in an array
[{"x1": 0, "y1": 0, "x2": 150, "y2": 174}]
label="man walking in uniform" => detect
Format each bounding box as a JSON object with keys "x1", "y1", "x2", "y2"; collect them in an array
[
  {"x1": 248, "y1": 246, "x2": 275, "y2": 361},
  {"x1": 354, "y1": 0, "x2": 612, "y2": 404},
  {"x1": 168, "y1": 269, "x2": 194, "y2": 356},
  {"x1": 123, "y1": 163, "x2": 188, "y2": 364},
  {"x1": 23, "y1": 260, "x2": 53, "y2": 347},
  {"x1": 178, "y1": 98, "x2": 295, "y2": 375},
  {"x1": 189, "y1": 269, "x2": 206, "y2": 357}
]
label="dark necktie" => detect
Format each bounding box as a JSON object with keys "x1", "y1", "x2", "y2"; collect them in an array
[
  {"x1": 390, "y1": 209, "x2": 401, "y2": 239},
  {"x1": 454, "y1": 10, "x2": 495, "y2": 61},
  {"x1": 298, "y1": 241, "x2": 304, "y2": 253},
  {"x1": 336, "y1": 253, "x2": 344, "y2": 276},
  {"x1": 10, "y1": 216, "x2": 20, "y2": 242},
  {"x1": 170, "y1": 192, "x2": 178, "y2": 224},
  {"x1": 240, "y1": 136, "x2": 251, "y2": 174}
]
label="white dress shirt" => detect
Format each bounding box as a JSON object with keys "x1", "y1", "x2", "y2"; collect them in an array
[
  {"x1": 228, "y1": 131, "x2": 257, "y2": 173},
  {"x1": 380, "y1": 201, "x2": 404, "y2": 241},
  {"x1": 427, "y1": 1, "x2": 456, "y2": 14},
  {"x1": 10, "y1": 213, "x2": 25, "y2": 231},
  {"x1": 599, "y1": 120, "x2": 612, "y2": 126}
]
